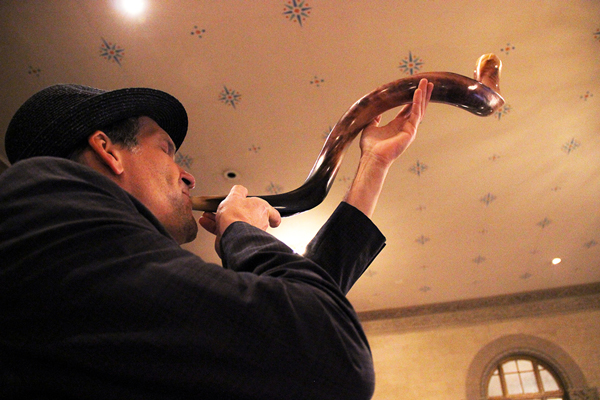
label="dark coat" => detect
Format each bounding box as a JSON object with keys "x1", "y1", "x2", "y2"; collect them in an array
[{"x1": 0, "y1": 157, "x2": 385, "y2": 400}]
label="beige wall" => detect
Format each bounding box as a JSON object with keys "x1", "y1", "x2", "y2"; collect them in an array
[{"x1": 360, "y1": 296, "x2": 600, "y2": 400}]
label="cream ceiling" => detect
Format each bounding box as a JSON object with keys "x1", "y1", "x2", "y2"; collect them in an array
[{"x1": 1, "y1": 0, "x2": 599, "y2": 313}]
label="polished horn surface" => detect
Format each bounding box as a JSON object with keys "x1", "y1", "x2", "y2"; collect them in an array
[{"x1": 191, "y1": 54, "x2": 505, "y2": 217}]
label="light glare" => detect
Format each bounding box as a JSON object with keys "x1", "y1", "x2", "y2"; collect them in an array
[
  {"x1": 552, "y1": 258, "x2": 562, "y2": 265},
  {"x1": 270, "y1": 216, "x2": 323, "y2": 256},
  {"x1": 119, "y1": 0, "x2": 146, "y2": 16}
]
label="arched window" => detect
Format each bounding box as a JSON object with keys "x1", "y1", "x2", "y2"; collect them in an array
[
  {"x1": 486, "y1": 356, "x2": 565, "y2": 399},
  {"x1": 466, "y1": 334, "x2": 596, "y2": 400}
]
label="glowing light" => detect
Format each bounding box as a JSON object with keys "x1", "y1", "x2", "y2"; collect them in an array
[
  {"x1": 118, "y1": 0, "x2": 146, "y2": 16},
  {"x1": 270, "y1": 215, "x2": 323, "y2": 255},
  {"x1": 273, "y1": 224, "x2": 311, "y2": 254},
  {"x1": 552, "y1": 258, "x2": 562, "y2": 265}
]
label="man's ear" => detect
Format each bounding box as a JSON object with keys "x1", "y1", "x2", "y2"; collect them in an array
[{"x1": 87, "y1": 131, "x2": 125, "y2": 175}]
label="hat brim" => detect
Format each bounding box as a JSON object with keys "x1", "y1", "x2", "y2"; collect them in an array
[{"x1": 8, "y1": 87, "x2": 188, "y2": 163}]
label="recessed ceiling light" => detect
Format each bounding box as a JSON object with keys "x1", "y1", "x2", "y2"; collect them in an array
[
  {"x1": 118, "y1": 0, "x2": 146, "y2": 16},
  {"x1": 552, "y1": 258, "x2": 562, "y2": 265},
  {"x1": 223, "y1": 170, "x2": 240, "y2": 180}
]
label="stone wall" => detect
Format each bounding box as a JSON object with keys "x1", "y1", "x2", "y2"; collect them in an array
[{"x1": 358, "y1": 283, "x2": 600, "y2": 400}]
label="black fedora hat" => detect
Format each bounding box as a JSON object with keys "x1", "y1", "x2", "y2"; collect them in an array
[{"x1": 5, "y1": 84, "x2": 188, "y2": 164}]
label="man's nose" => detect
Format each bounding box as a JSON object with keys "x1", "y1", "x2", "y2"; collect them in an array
[{"x1": 181, "y1": 169, "x2": 196, "y2": 189}]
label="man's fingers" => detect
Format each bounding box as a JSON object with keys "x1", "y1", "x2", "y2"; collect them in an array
[
  {"x1": 199, "y1": 212, "x2": 217, "y2": 235},
  {"x1": 228, "y1": 185, "x2": 248, "y2": 199},
  {"x1": 411, "y1": 79, "x2": 434, "y2": 124},
  {"x1": 426, "y1": 81, "x2": 434, "y2": 101},
  {"x1": 421, "y1": 80, "x2": 434, "y2": 115},
  {"x1": 251, "y1": 198, "x2": 281, "y2": 230},
  {"x1": 268, "y1": 207, "x2": 282, "y2": 228}
]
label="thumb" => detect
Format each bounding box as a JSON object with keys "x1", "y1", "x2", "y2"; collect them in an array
[{"x1": 268, "y1": 208, "x2": 282, "y2": 229}]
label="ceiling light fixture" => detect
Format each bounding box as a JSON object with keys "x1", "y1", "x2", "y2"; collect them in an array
[
  {"x1": 223, "y1": 170, "x2": 240, "y2": 180},
  {"x1": 552, "y1": 258, "x2": 562, "y2": 265},
  {"x1": 118, "y1": 0, "x2": 146, "y2": 16}
]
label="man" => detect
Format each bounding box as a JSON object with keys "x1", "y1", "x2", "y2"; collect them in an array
[{"x1": 0, "y1": 79, "x2": 433, "y2": 399}]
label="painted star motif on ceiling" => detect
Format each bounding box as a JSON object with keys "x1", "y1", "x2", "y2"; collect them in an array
[
  {"x1": 266, "y1": 182, "x2": 283, "y2": 194},
  {"x1": 399, "y1": 51, "x2": 424, "y2": 75},
  {"x1": 580, "y1": 91, "x2": 593, "y2": 101},
  {"x1": 100, "y1": 38, "x2": 125, "y2": 65},
  {"x1": 28, "y1": 66, "x2": 41, "y2": 77},
  {"x1": 495, "y1": 104, "x2": 511, "y2": 120},
  {"x1": 561, "y1": 138, "x2": 580, "y2": 154},
  {"x1": 537, "y1": 218, "x2": 552, "y2": 229},
  {"x1": 409, "y1": 160, "x2": 428, "y2": 176},
  {"x1": 283, "y1": 0, "x2": 311, "y2": 27},
  {"x1": 219, "y1": 86, "x2": 242, "y2": 108},
  {"x1": 500, "y1": 43, "x2": 516, "y2": 55},
  {"x1": 175, "y1": 153, "x2": 194, "y2": 169},
  {"x1": 190, "y1": 25, "x2": 206, "y2": 39},
  {"x1": 480, "y1": 193, "x2": 497, "y2": 206},
  {"x1": 415, "y1": 235, "x2": 430, "y2": 245}
]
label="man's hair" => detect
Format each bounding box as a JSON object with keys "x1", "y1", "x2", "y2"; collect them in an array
[{"x1": 67, "y1": 117, "x2": 140, "y2": 162}]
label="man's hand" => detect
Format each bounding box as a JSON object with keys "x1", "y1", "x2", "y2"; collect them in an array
[
  {"x1": 344, "y1": 78, "x2": 433, "y2": 218},
  {"x1": 199, "y1": 185, "x2": 281, "y2": 256},
  {"x1": 359, "y1": 78, "x2": 434, "y2": 165}
]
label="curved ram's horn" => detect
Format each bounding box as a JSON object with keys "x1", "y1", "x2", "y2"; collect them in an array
[{"x1": 191, "y1": 54, "x2": 505, "y2": 217}]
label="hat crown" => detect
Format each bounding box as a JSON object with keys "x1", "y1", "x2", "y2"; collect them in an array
[
  {"x1": 6, "y1": 84, "x2": 106, "y2": 162},
  {"x1": 5, "y1": 84, "x2": 188, "y2": 164}
]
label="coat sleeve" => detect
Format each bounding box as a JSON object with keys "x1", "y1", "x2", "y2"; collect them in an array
[
  {"x1": 303, "y1": 201, "x2": 386, "y2": 294},
  {"x1": 211, "y1": 204, "x2": 386, "y2": 399},
  {"x1": 215, "y1": 221, "x2": 378, "y2": 399},
  {"x1": 220, "y1": 201, "x2": 386, "y2": 294}
]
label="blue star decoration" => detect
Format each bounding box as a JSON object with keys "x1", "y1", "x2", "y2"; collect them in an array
[
  {"x1": 309, "y1": 76, "x2": 324, "y2": 87},
  {"x1": 480, "y1": 193, "x2": 497, "y2": 206},
  {"x1": 472, "y1": 255, "x2": 486, "y2": 264},
  {"x1": 419, "y1": 286, "x2": 432, "y2": 293},
  {"x1": 415, "y1": 235, "x2": 430, "y2": 245},
  {"x1": 409, "y1": 160, "x2": 428, "y2": 176},
  {"x1": 500, "y1": 43, "x2": 516, "y2": 55},
  {"x1": 537, "y1": 218, "x2": 552, "y2": 229},
  {"x1": 190, "y1": 26, "x2": 206, "y2": 39},
  {"x1": 495, "y1": 104, "x2": 511, "y2": 120},
  {"x1": 28, "y1": 66, "x2": 41, "y2": 77},
  {"x1": 283, "y1": 0, "x2": 311, "y2": 27},
  {"x1": 399, "y1": 51, "x2": 424, "y2": 75},
  {"x1": 322, "y1": 126, "x2": 333, "y2": 139},
  {"x1": 100, "y1": 38, "x2": 125, "y2": 65},
  {"x1": 219, "y1": 86, "x2": 242, "y2": 108},
  {"x1": 175, "y1": 153, "x2": 194, "y2": 170},
  {"x1": 561, "y1": 138, "x2": 580, "y2": 154},
  {"x1": 266, "y1": 182, "x2": 283, "y2": 195}
]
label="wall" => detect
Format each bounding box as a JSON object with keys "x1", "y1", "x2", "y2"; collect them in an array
[{"x1": 359, "y1": 283, "x2": 600, "y2": 400}]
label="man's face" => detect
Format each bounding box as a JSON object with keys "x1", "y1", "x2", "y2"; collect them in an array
[{"x1": 118, "y1": 116, "x2": 198, "y2": 244}]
